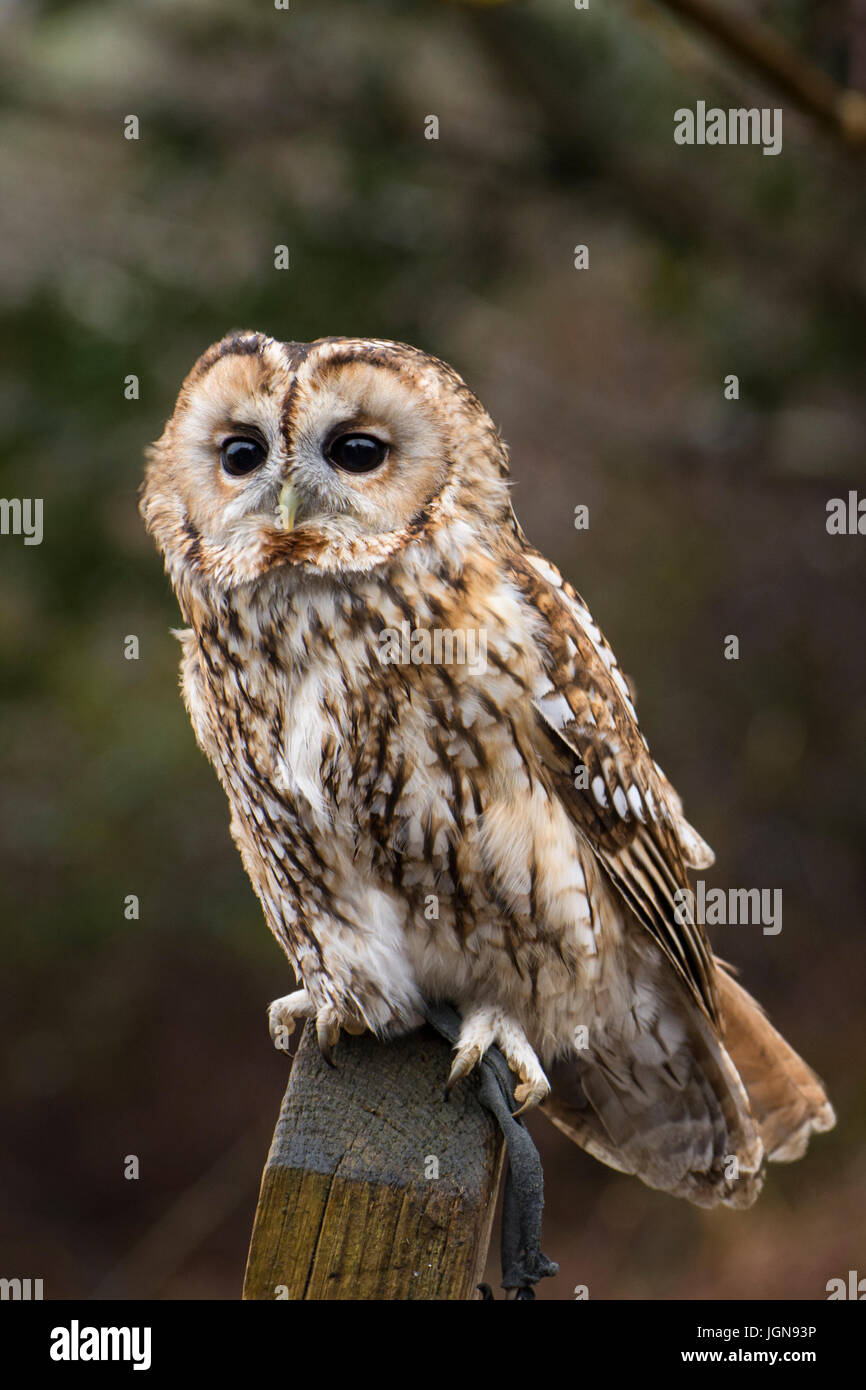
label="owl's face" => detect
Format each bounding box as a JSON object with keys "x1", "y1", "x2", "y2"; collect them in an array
[{"x1": 142, "y1": 331, "x2": 511, "y2": 596}]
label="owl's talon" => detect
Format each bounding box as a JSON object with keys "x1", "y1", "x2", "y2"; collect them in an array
[
  {"x1": 316, "y1": 1008, "x2": 342, "y2": 1065},
  {"x1": 446, "y1": 1043, "x2": 483, "y2": 1092},
  {"x1": 512, "y1": 1076, "x2": 551, "y2": 1117}
]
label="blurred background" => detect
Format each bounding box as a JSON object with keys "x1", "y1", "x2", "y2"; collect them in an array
[{"x1": 0, "y1": 0, "x2": 863, "y2": 1301}]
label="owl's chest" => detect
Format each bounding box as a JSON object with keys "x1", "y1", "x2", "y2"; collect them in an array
[
  {"x1": 254, "y1": 651, "x2": 504, "y2": 831},
  {"x1": 211, "y1": 638, "x2": 515, "y2": 846},
  {"x1": 193, "y1": 576, "x2": 541, "y2": 892}
]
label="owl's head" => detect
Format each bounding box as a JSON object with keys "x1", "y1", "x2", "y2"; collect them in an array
[{"x1": 141, "y1": 331, "x2": 513, "y2": 598}]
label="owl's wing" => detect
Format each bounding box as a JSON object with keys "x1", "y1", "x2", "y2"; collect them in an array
[{"x1": 508, "y1": 544, "x2": 720, "y2": 1024}]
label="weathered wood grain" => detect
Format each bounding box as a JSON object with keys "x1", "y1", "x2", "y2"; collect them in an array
[{"x1": 243, "y1": 1023, "x2": 504, "y2": 1300}]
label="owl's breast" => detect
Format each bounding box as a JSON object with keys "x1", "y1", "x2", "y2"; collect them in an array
[{"x1": 184, "y1": 574, "x2": 622, "y2": 1050}]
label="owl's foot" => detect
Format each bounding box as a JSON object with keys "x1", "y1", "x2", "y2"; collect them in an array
[
  {"x1": 268, "y1": 991, "x2": 366, "y2": 1062},
  {"x1": 445, "y1": 1006, "x2": 550, "y2": 1116},
  {"x1": 268, "y1": 989, "x2": 315, "y2": 1052},
  {"x1": 313, "y1": 1004, "x2": 370, "y2": 1064},
  {"x1": 423, "y1": 1001, "x2": 558, "y2": 1298}
]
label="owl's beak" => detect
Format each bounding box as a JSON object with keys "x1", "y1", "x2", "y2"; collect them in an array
[{"x1": 278, "y1": 481, "x2": 300, "y2": 533}]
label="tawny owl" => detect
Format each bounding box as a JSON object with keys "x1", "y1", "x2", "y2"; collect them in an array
[{"x1": 142, "y1": 330, "x2": 834, "y2": 1211}]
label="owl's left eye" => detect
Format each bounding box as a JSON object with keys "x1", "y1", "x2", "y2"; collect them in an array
[
  {"x1": 326, "y1": 433, "x2": 388, "y2": 474},
  {"x1": 221, "y1": 436, "x2": 268, "y2": 477}
]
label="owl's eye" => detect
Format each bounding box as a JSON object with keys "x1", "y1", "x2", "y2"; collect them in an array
[
  {"x1": 326, "y1": 433, "x2": 388, "y2": 474},
  {"x1": 221, "y1": 436, "x2": 268, "y2": 477}
]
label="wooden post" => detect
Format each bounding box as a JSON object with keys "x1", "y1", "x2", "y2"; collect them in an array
[{"x1": 243, "y1": 1023, "x2": 504, "y2": 1300}]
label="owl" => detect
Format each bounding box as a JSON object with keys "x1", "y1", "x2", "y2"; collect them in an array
[{"x1": 142, "y1": 330, "x2": 834, "y2": 1211}]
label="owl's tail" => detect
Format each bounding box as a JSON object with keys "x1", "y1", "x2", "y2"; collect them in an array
[
  {"x1": 542, "y1": 957, "x2": 834, "y2": 1209},
  {"x1": 714, "y1": 964, "x2": 835, "y2": 1164}
]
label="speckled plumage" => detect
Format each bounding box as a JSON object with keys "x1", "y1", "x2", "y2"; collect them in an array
[{"x1": 142, "y1": 331, "x2": 833, "y2": 1208}]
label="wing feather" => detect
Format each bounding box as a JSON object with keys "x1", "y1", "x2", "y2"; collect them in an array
[{"x1": 509, "y1": 543, "x2": 720, "y2": 1022}]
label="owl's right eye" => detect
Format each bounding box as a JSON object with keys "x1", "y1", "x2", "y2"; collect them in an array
[{"x1": 220, "y1": 436, "x2": 268, "y2": 477}]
